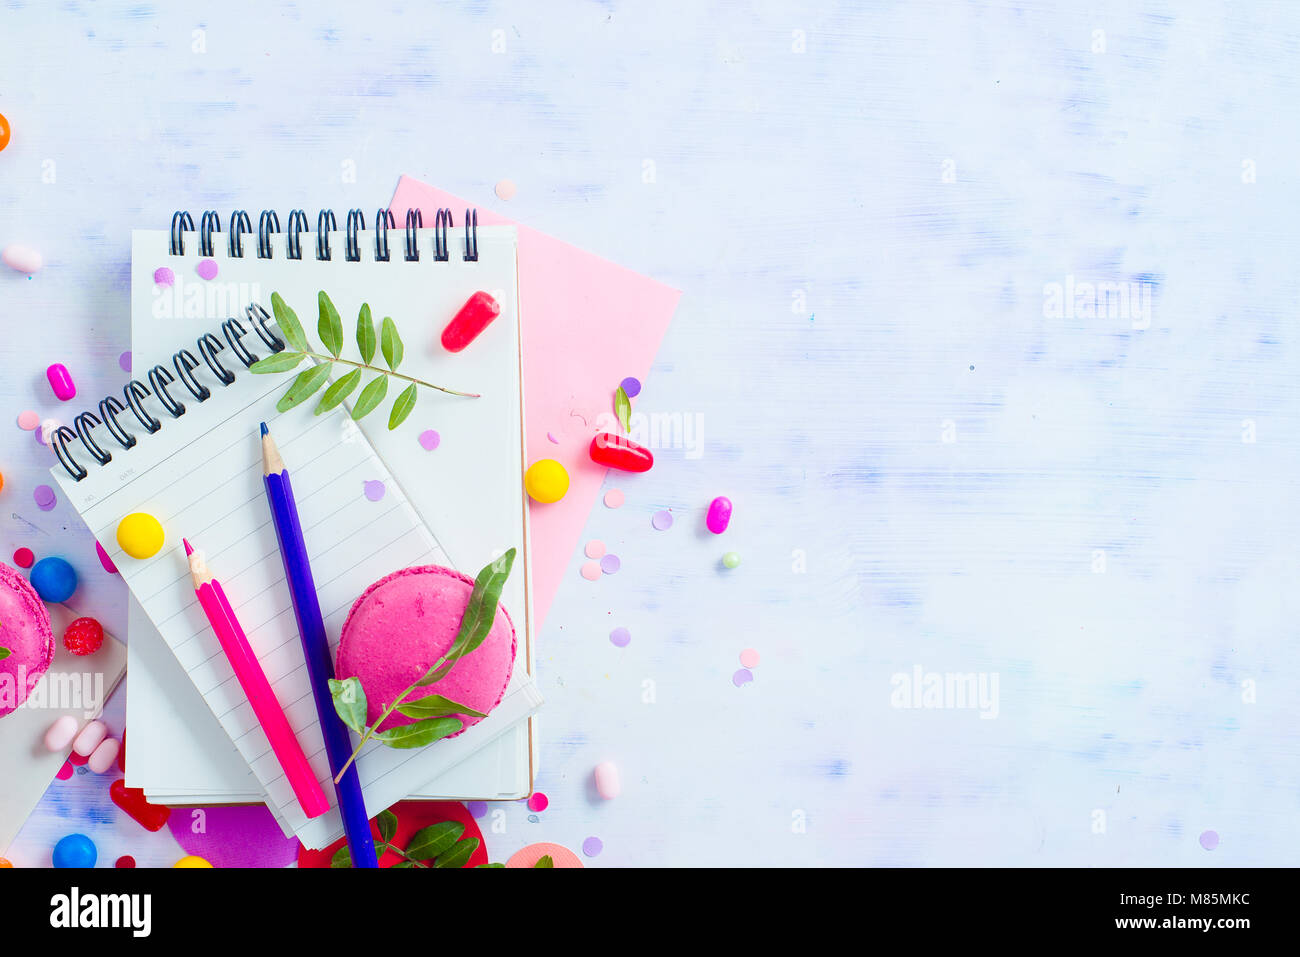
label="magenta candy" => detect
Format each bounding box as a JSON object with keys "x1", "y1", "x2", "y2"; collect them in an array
[
  {"x1": 588, "y1": 433, "x2": 653, "y2": 473},
  {"x1": 706, "y1": 496, "x2": 733, "y2": 534},
  {"x1": 441, "y1": 291, "x2": 501, "y2": 353},
  {"x1": 46, "y1": 363, "x2": 76, "y2": 401}
]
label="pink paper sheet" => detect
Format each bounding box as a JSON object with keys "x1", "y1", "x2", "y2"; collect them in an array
[{"x1": 390, "y1": 176, "x2": 681, "y2": 631}]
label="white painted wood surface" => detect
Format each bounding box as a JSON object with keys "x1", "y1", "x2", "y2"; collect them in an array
[{"x1": 2, "y1": 0, "x2": 1295, "y2": 866}]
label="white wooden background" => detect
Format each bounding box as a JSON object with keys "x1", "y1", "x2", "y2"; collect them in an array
[{"x1": 2, "y1": 0, "x2": 1296, "y2": 867}]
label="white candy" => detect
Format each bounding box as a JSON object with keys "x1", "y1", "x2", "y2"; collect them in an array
[
  {"x1": 87, "y1": 737, "x2": 120, "y2": 774},
  {"x1": 594, "y1": 761, "x2": 621, "y2": 800},
  {"x1": 72, "y1": 719, "x2": 107, "y2": 757},
  {"x1": 43, "y1": 715, "x2": 78, "y2": 752},
  {"x1": 2, "y1": 243, "x2": 43, "y2": 274}
]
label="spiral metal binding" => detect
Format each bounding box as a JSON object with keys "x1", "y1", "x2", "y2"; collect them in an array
[
  {"x1": 317, "y1": 209, "x2": 337, "y2": 261},
  {"x1": 229, "y1": 210, "x2": 253, "y2": 258},
  {"x1": 345, "y1": 209, "x2": 365, "y2": 262},
  {"x1": 98, "y1": 395, "x2": 136, "y2": 449},
  {"x1": 375, "y1": 208, "x2": 395, "y2": 261},
  {"x1": 74, "y1": 413, "x2": 112, "y2": 466},
  {"x1": 464, "y1": 209, "x2": 479, "y2": 261},
  {"x1": 199, "y1": 211, "x2": 221, "y2": 257},
  {"x1": 245, "y1": 303, "x2": 285, "y2": 352},
  {"x1": 258, "y1": 210, "x2": 281, "y2": 259},
  {"x1": 198, "y1": 331, "x2": 236, "y2": 384},
  {"x1": 170, "y1": 211, "x2": 195, "y2": 255},
  {"x1": 173, "y1": 348, "x2": 211, "y2": 401},
  {"x1": 434, "y1": 208, "x2": 452, "y2": 261},
  {"x1": 405, "y1": 209, "x2": 422, "y2": 261},
  {"x1": 286, "y1": 209, "x2": 308, "y2": 260}
]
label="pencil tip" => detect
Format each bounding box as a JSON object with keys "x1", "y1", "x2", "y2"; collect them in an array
[
  {"x1": 260, "y1": 421, "x2": 269, "y2": 437},
  {"x1": 183, "y1": 538, "x2": 194, "y2": 556}
]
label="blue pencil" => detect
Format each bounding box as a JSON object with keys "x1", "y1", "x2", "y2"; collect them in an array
[{"x1": 260, "y1": 422, "x2": 379, "y2": 868}]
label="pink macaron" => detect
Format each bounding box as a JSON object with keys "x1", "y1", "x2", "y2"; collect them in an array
[
  {"x1": 334, "y1": 565, "x2": 516, "y2": 735},
  {"x1": 0, "y1": 561, "x2": 56, "y2": 718}
]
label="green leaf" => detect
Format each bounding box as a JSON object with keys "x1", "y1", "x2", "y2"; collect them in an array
[
  {"x1": 356, "y1": 303, "x2": 377, "y2": 364},
  {"x1": 249, "y1": 351, "x2": 305, "y2": 374},
  {"x1": 271, "y1": 292, "x2": 310, "y2": 352},
  {"x1": 374, "y1": 843, "x2": 389, "y2": 856},
  {"x1": 330, "y1": 846, "x2": 352, "y2": 868},
  {"x1": 476, "y1": 862, "x2": 506, "y2": 868},
  {"x1": 318, "y1": 291, "x2": 344, "y2": 358},
  {"x1": 374, "y1": 716, "x2": 462, "y2": 749},
  {"x1": 406, "y1": 821, "x2": 464, "y2": 861},
  {"x1": 417, "y1": 549, "x2": 516, "y2": 686},
  {"x1": 380, "y1": 316, "x2": 403, "y2": 370},
  {"x1": 535, "y1": 855, "x2": 553, "y2": 868},
  {"x1": 276, "y1": 362, "x2": 332, "y2": 412},
  {"x1": 392, "y1": 860, "x2": 416, "y2": 868},
  {"x1": 315, "y1": 367, "x2": 362, "y2": 415},
  {"x1": 0, "y1": 647, "x2": 9, "y2": 660},
  {"x1": 351, "y1": 374, "x2": 388, "y2": 420},
  {"x1": 433, "y1": 838, "x2": 479, "y2": 869},
  {"x1": 328, "y1": 677, "x2": 368, "y2": 734},
  {"x1": 615, "y1": 385, "x2": 632, "y2": 433},
  {"x1": 395, "y1": 693, "x2": 487, "y2": 721},
  {"x1": 388, "y1": 383, "x2": 417, "y2": 431},
  {"x1": 377, "y1": 809, "x2": 399, "y2": 843}
]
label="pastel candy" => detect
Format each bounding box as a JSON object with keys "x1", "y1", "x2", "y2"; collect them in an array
[
  {"x1": 0, "y1": 562, "x2": 55, "y2": 716},
  {"x1": 706, "y1": 496, "x2": 733, "y2": 534},
  {"x1": 46, "y1": 364, "x2": 76, "y2": 401},
  {"x1": 594, "y1": 761, "x2": 621, "y2": 800},
  {"x1": 110, "y1": 779, "x2": 171, "y2": 832},
  {"x1": 72, "y1": 719, "x2": 107, "y2": 757},
  {"x1": 440, "y1": 291, "x2": 501, "y2": 352},
  {"x1": 588, "y1": 433, "x2": 654, "y2": 472},
  {"x1": 52, "y1": 834, "x2": 97, "y2": 868},
  {"x1": 29, "y1": 556, "x2": 78, "y2": 603},
  {"x1": 2, "y1": 243, "x2": 42, "y2": 274},
  {"x1": 116, "y1": 512, "x2": 165, "y2": 559},
  {"x1": 44, "y1": 715, "x2": 79, "y2": 752},
  {"x1": 88, "y1": 738, "x2": 120, "y2": 774}
]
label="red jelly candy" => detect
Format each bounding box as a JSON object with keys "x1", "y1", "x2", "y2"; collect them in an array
[
  {"x1": 440, "y1": 291, "x2": 500, "y2": 352},
  {"x1": 589, "y1": 433, "x2": 654, "y2": 473},
  {"x1": 110, "y1": 779, "x2": 170, "y2": 832}
]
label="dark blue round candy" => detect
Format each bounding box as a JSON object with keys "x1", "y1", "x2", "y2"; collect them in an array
[
  {"x1": 30, "y1": 556, "x2": 77, "y2": 604},
  {"x1": 52, "y1": 833, "x2": 97, "y2": 868}
]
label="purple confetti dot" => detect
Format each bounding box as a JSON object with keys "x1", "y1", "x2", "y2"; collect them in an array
[
  {"x1": 619, "y1": 377, "x2": 641, "y2": 398},
  {"x1": 196, "y1": 259, "x2": 218, "y2": 280},
  {"x1": 418, "y1": 429, "x2": 440, "y2": 451},
  {"x1": 547, "y1": 432, "x2": 559, "y2": 444},
  {"x1": 609, "y1": 627, "x2": 631, "y2": 647},
  {"x1": 33, "y1": 485, "x2": 57, "y2": 511},
  {"x1": 467, "y1": 801, "x2": 487, "y2": 819},
  {"x1": 651, "y1": 509, "x2": 673, "y2": 530},
  {"x1": 118, "y1": 351, "x2": 132, "y2": 373},
  {"x1": 600, "y1": 554, "x2": 620, "y2": 575},
  {"x1": 1199, "y1": 830, "x2": 1219, "y2": 850},
  {"x1": 153, "y1": 267, "x2": 174, "y2": 287},
  {"x1": 363, "y1": 480, "x2": 386, "y2": 502},
  {"x1": 582, "y1": 836, "x2": 603, "y2": 858},
  {"x1": 732, "y1": 668, "x2": 754, "y2": 687}
]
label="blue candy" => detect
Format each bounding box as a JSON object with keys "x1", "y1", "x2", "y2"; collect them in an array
[
  {"x1": 30, "y1": 556, "x2": 77, "y2": 603},
  {"x1": 52, "y1": 833, "x2": 97, "y2": 868}
]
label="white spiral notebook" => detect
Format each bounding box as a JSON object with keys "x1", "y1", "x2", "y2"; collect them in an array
[{"x1": 51, "y1": 210, "x2": 540, "y2": 847}]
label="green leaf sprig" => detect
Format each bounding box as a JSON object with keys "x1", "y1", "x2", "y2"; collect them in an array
[
  {"x1": 614, "y1": 384, "x2": 632, "y2": 433},
  {"x1": 0, "y1": 647, "x2": 10, "y2": 660},
  {"x1": 250, "y1": 291, "x2": 479, "y2": 429},
  {"x1": 330, "y1": 808, "x2": 484, "y2": 869},
  {"x1": 329, "y1": 548, "x2": 517, "y2": 782}
]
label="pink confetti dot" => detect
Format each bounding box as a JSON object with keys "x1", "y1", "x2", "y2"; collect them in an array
[
  {"x1": 603, "y1": 489, "x2": 624, "y2": 509},
  {"x1": 13, "y1": 548, "x2": 34, "y2": 569},
  {"x1": 418, "y1": 429, "x2": 440, "y2": 451},
  {"x1": 495, "y1": 179, "x2": 517, "y2": 201},
  {"x1": 96, "y1": 541, "x2": 118, "y2": 574},
  {"x1": 527, "y1": 792, "x2": 549, "y2": 813},
  {"x1": 600, "y1": 554, "x2": 620, "y2": 575},
  {"x1": 37, "y1": 418, "x2": 60, "y2": 445},
  {"x1": 55, "y1": 760, "x2": 74, "y2": 781},
  {"x1": 580, "y1": 561, "x2": 602, "y2": 581},
  {"x1": 732, "y1": 669, "x2": 754, "y2": 688},
  {"x1": 619, "y1": 377, "x2": 641, "y2": 398},
  {"x1": 651, "y1": 509, "x2": 673, "y2": 530},
  {"x1": 115, "y1": 856, "x2": 136, "y2": 868},
  {"x1": 585, "y1": 540, "x2": 606, "y2": 559},
  {"x1": 33, "y1": 485, "x2": 56, "y2": 511},
  {"x1": 582, "y1": 836, "x2": 603, "y2": 857},
  {"x1": 1199, "y1": 830, "x2": 1219, "y2": 850},
  {"x1": 196, "y1": 259, "x2": 218, "y2": 280},
  {"x1": 68, "y1": 750, "x2": 89, "y2": 767},
  {"x1": 739, "y1": 648, "x2": 761, "y2": 668},
  {"x1": 153, "y1": 266, "x2": 174, "y2": 287},
  {"x1": 363, "y1": 480, "x2": 386, "y2": 502},
  {"x1": 16, "y1": 410, "x2": 40, "y2": 431},
  {"x1": 119, "y1": 351, "x2": 132, "y2": 373},
  {"x1": 609, "y1": 627, "x2": 631, "y2": 648}
]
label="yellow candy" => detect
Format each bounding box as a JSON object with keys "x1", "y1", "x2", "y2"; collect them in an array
[
  {"x1": 173, "y1": 855, "x2": 213, "y2": 868},
  {"x1": 116, "y1": 512, "x2": 164, "y2": 559},
  {"x1": 524, "y1": 459, "x2": 569, "y2": 504}
]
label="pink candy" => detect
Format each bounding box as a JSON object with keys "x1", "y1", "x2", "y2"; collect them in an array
[
  {"x1": 87, "y1": 738, "x2": 121, "y2": 774},
  {"x1": 46, "y1": 363, "x2": 76, "y2": 401},
  {"x1": 72, "y1": 719, "x2": 107, "y2": 756},
  {"x1": 706, "y1": 496, "x2": 733, "y2": 534},
  {"x1": 44, "y1": 715, "x2": 78, "y2": 752},
  {"x1": 594, "y1": 761, "x2": 621, "y2": 800},
  {"x1": 441, "y1": 291, "x2": 501, "y2": 353}
]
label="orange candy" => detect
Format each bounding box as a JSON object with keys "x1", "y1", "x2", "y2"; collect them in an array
[
  {"x1": 0, "y1": 858, "x2": 13, "y2": 867},
  {"x1": 0, "y1": 113, "x2": 9, "y2": 152}
]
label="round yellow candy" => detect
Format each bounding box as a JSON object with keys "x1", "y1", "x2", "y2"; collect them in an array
[
  {"x1": 173, "y1": 855, "x2": 213, "y2": 868},
  {"x1": 524, "y1": 459, "x2": 569, "y2": 504},
  {"x1": 116, "y1": 512, "x2": 165, "y2": 560}
]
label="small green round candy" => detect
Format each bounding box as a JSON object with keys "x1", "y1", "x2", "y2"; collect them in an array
[{"x1": 722, "y1": 551, "x2": 741, "y2": 569}]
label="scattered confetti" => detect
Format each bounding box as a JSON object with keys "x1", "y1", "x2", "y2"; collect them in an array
[
  {"x1": 651, "y1": 509, "x2": 673, "y2": 530},
  {"x1": 363, "y1": 480, "x2": 386, "y2": 502},
  {"x1": 600, "y1": 554, "x2": 621, "y2": 575},
  {"x1": 196, "y1": 259, "x2": 218, "y2": 280},
  {"x1": 467, "y1": 801, "x2": 487, "y2": 819},
  {"x1": 527, "y1": 792, "x2": 549, "y2": 813},
  {"x1": 33, "y1": 485, "x2": 56, "y2": 511},
  {"x1": 505, "y1": 842, "x2": 584, "y2": 868},
  {"x1": 547, "y1": 432, "x2": 559, "y2": 444},
  {"x1": 609, "y1": 627, "x2": 631, "y2": 648},
  {"x1": 582, "y1": 836, "x2": 604, "y2": 857},
  {"x1": 732, "y1": 669, "x2": 754, "y2": 688},
  {"x1": 168, "y1": 805, "x2": 299, "y2": 868},
  {"x1": 68, "y1": 750, "x2": 89, "y2": 767},
  {"x1": 119, "y1": 351, "x2": 132, "y2": 373},
  {"x1": 17, "y1": 410, "x2": 39, "y2": 431},
  {"x1": 527, "y1": 814, "x2": 539, "y2": 824},
  {"x1": 153, "y1": 267, "x2": 174, "y2": 287},
  {"x1": 740, "y1": 648, "x2": 760, "y2": 668},
  {"x1": 619, "y1": 376, "x2": 641, "y2": 398},
  {"x1": 603, "y1": 489, "x2": 625, "y2": 509},
  {"x1": 95, "y1": 541, "x2": 118, "y2": 574},
  {"x1": 580, "y1": 561, "x2": 602, "y2": 581},
  {"x1": 1199, "y1": 830, "x2": 1219, "y2": 850},
  {"x1": 38, "y1": 418, "x2": 61, "y2": 445},
  {"x1": 55, "y1": 760, "x2": 74, "y2": 781},
  {"x1": 495, "y1": 179, "x2": 517, "y2": 201},
  {"x1": 115, "y1": 856, "x2": 136, "y2": 868},
  {"x1": 585, "y1": 539, "x2": 606, "y2": 559},
  {"x1": 418, "y1": 429, "x2": 440, "y2": 451},
  {"x1": 13, "y1": 548, "x2": 34, "y2": 569}
]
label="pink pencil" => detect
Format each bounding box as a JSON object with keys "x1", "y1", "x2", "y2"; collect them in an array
[{"x1": 184, "y1": 538, "x2": 330, "y2": 819}]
